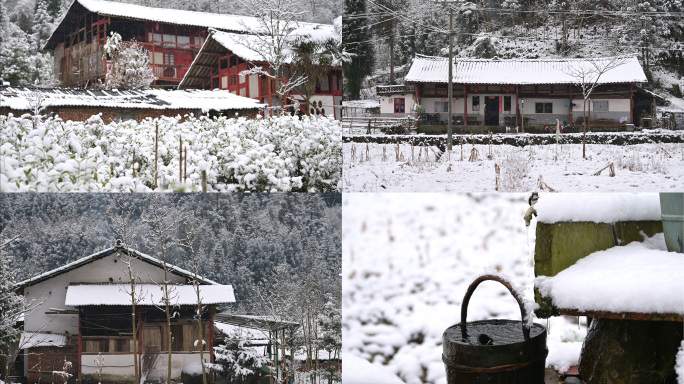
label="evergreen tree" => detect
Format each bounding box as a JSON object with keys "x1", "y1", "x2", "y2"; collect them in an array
[
  {"x1": 31, "y1": 0, "x2": 52, "y2": 52},
  {"x1": 0, "y1": 32, "x2": 33, "y2": 85},
  {"x1": 0, "y1": 235, "x2": 25, "y2": 378},
  {"x1": 343, "y1": 0, "x2": 374, "y2": 99}
]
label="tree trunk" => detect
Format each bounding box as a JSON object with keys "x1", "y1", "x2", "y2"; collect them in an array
[{"x1": 389, "y1": 33, "x2": 395, "y2": 84}]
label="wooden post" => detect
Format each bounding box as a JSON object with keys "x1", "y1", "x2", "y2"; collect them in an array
[
  {"x1": 179, "y1": 135, "x2": 183, "y2": 184},
  {"x1": 78, "y1": 308, "x2": 82, "y2": 383},
  {"x1": 154, "y1": 121, "x2": 159, "y2": 189},
  {"x1": 201, "y1": 170, "x2": 207, "y2": 192},
  {"x1": 184, "y1": 145, "x2": 187, "y2": 183}
]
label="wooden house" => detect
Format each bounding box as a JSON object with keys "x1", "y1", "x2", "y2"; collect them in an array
[
  {"x1": 43, "y1": 0, "x2": 340, "y2": 117},
  {"x1": 178, "y1": 28, "x2": 343, "y2": 119},
  {"x1": 14, "y1": 244, "x2": 235, "y2": 383},
  {"x1": 0, "y1": 86, "x2": 264, "y2": 122},
  {"x1": 395, "y1": 55, "x2": 648, "y2": 128}
]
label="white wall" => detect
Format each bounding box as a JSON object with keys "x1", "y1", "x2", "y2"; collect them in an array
[
  {"x1": 81, "y1": 353, "x2": 205, "y2": 382},
  {"x1": 422, "y1": 94, "x2": 519, "y2": 116},
  {"x1": 379, "y1": 93, "x2": 416, "y2": 114},
  {"x1": 571, "y1": 98, "x2": 631, "y2": 112},
  {"x1": 519, "y1": 98, "x2": 569, "y2": 116},
  {"x1": 23, "y1": 252, "x2": 186, "y2": 335}
]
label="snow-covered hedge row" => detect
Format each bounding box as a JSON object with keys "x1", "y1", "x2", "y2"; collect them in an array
[{"x1": 0, "y1": 114, "x2": 341, "y2": 192}]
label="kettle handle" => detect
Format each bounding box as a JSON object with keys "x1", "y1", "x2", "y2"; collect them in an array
[{"x1": 460, "y1": 274, "x2": 531, "y2": 340}]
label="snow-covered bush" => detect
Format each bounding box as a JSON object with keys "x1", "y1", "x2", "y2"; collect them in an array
[
  {"x1": 0, "y1": 114, "x2": 341, "y2": 192},
  {"x1": 498, "y1": 148, "x2": 532, "y2": 192},
  {"x1": 103, "y1": 32, "x2": 156, "y2": 90},
  {"x1": 209, "y1": 331, "x2": 269, "y2": 382}
]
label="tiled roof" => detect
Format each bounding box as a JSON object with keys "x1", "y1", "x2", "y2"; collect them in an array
[
  {"x1": 0, "y1": 86, "x2": 263, "y2": 111},
  {"x1": 405, "y1": 55, "x2": 647, "y2": 85}
]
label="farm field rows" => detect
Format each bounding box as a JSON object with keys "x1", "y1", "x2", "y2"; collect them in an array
[{"x1": 343, "y1": 137, "x2": 684, "y2": 192}]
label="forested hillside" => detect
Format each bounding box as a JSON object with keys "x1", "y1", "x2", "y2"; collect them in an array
[
  {"x1": 0, "y1": 0, "x2": 341, "y2": 86},
  {"x1": 0, "y1": 193, "x2": 341, "y2": 314},
  {"x1": 344, "y1": 0, "x2": 684, "y2": 100}
]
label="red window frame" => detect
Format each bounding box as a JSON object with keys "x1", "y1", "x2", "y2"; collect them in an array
[{"x1": 394, "y1": 98, "x2": 405, "y2": 113}]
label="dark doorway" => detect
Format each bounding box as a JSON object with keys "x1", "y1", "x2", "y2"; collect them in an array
[{"x1": 485, "y1": 96, "x2": 500, "y2": 126}]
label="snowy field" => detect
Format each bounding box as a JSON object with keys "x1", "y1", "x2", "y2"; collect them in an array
[
  {"x1": 342, "y1": 193, "x2": 589, "y2": 384},
  {"x1": 0, "y1": 114, "x2": 341, "y2": 192},
  {"x1": 342, "y1": 139, "x2": 684, "y2": 192}
]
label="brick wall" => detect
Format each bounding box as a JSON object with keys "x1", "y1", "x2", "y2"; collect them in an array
[{"x1": 27, "y1": 343, "x2": 79, "y2": 384}]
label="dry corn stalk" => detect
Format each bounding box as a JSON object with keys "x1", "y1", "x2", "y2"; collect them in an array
[
  {"x1": 469, "y1": 147, "x2": 480, "y2": 162},
  {"x1": 494, "y1": 163, "x2": 500, "y2": 191},
  {"x1": 537, "y1": 175, "x2": 556, "y2": 192},
  {"x1": 593, "y1": 163, "x2": 615, "y2": 177}
]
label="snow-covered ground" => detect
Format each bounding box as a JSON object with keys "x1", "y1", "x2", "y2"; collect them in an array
[
  {"x1": 342, "y1": 193, "x2": 587, "y2": 384},
  {"x1": 343, "y1": 140, "x2": 684, "y2": 192}
]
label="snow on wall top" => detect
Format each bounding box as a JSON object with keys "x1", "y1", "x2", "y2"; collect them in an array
[
  {"x1": 535, "y1": 233, "x2": 683, "y2": 315},
  {"x1": 65, "y1": 283, "x2": 236, "y2": 306},
  {"x1": 535, "y1": 193, "x2": 661, "y2": 224},
  {"x1": 15, "y1": 246, "x2": 219, "y2": 289},
  {"x1": 0, "y1": 86, "x2": 263, "y2": 111},
  {"x1": 20, "y1": 332, "x2": 68, "y2": 348},
  {"x1": 405, "y1": 55, "x2": 647, "y2": 85}
]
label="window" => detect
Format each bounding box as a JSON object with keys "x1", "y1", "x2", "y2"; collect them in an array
[
  {"x1": 472, "y1": 96, "x2": 480, "y2": 111},
  {"x1": 504, "y1": 96, "x2": 511, "y2": 112},
  {"x1": 220, "y1": 59, "x2": 228, "y2": 70},
  {"x1": 435, "y1": 101, "x2": 449, "y2": 113},
  {"x1": 164, "y1": 53, "x2": 175, "y2": 66},
  {"x1": 394, "y1": 98, "x2": 405, "y2": 113},
  {"x1": 230, "y1": 56, "x2": 237, "y2": 68},
  {"x1": 535, "y1": 102, "x2": 553, "y2": 114},
  {"x1": 593, "y1": 100, "x2": 609, "y2": 112}
]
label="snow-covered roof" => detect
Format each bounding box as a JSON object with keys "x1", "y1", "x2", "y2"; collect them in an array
[
  {"x1": 405, "y1": 55, "x2": 647, "y2": 85},
  {"x1": 15, "y1": 246, "x2": 219, "y2": 289},
  {"x1": 179, "y1": 25, "x2": 339, "y2": 89},
  {"x1": 64, "y1": 284, "x2": 235, "y2": 306},
  {"x1": 211, "y1": 32, "x2": 275, "y2": 63},
  {"x1": 0, "y1": 86, "x2": 263, "y2": 111},
  {"x1": 20, "y1": 332, "x2": 68, "y2": 349},
  {"x1": 45, "y1": 0, "x2": 331, "y2": 51}
]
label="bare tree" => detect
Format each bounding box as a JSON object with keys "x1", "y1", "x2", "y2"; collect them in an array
[
  {"x1": 235, "y1": 0, "x2": 309, "y2": 114},
  {"x1": 567, "y1": 56, "x2": 627, "y2": 158},
  {"x1": 142, "y1": 195, "x2": 183, "y2": 384},
  {"x1": 109, "y1": 196, "x2": 147, "y2": 384},
  {"x1": 177, "y1": 219, "x2": 208, "y2": 384}
]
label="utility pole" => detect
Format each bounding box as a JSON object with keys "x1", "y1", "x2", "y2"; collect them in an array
[
  {"x1": 448, "y1": 7, "x2": 453, "y2": 151},
  {"x1": 436, "y1": 0, "x2": 459, "y2": 151}
]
